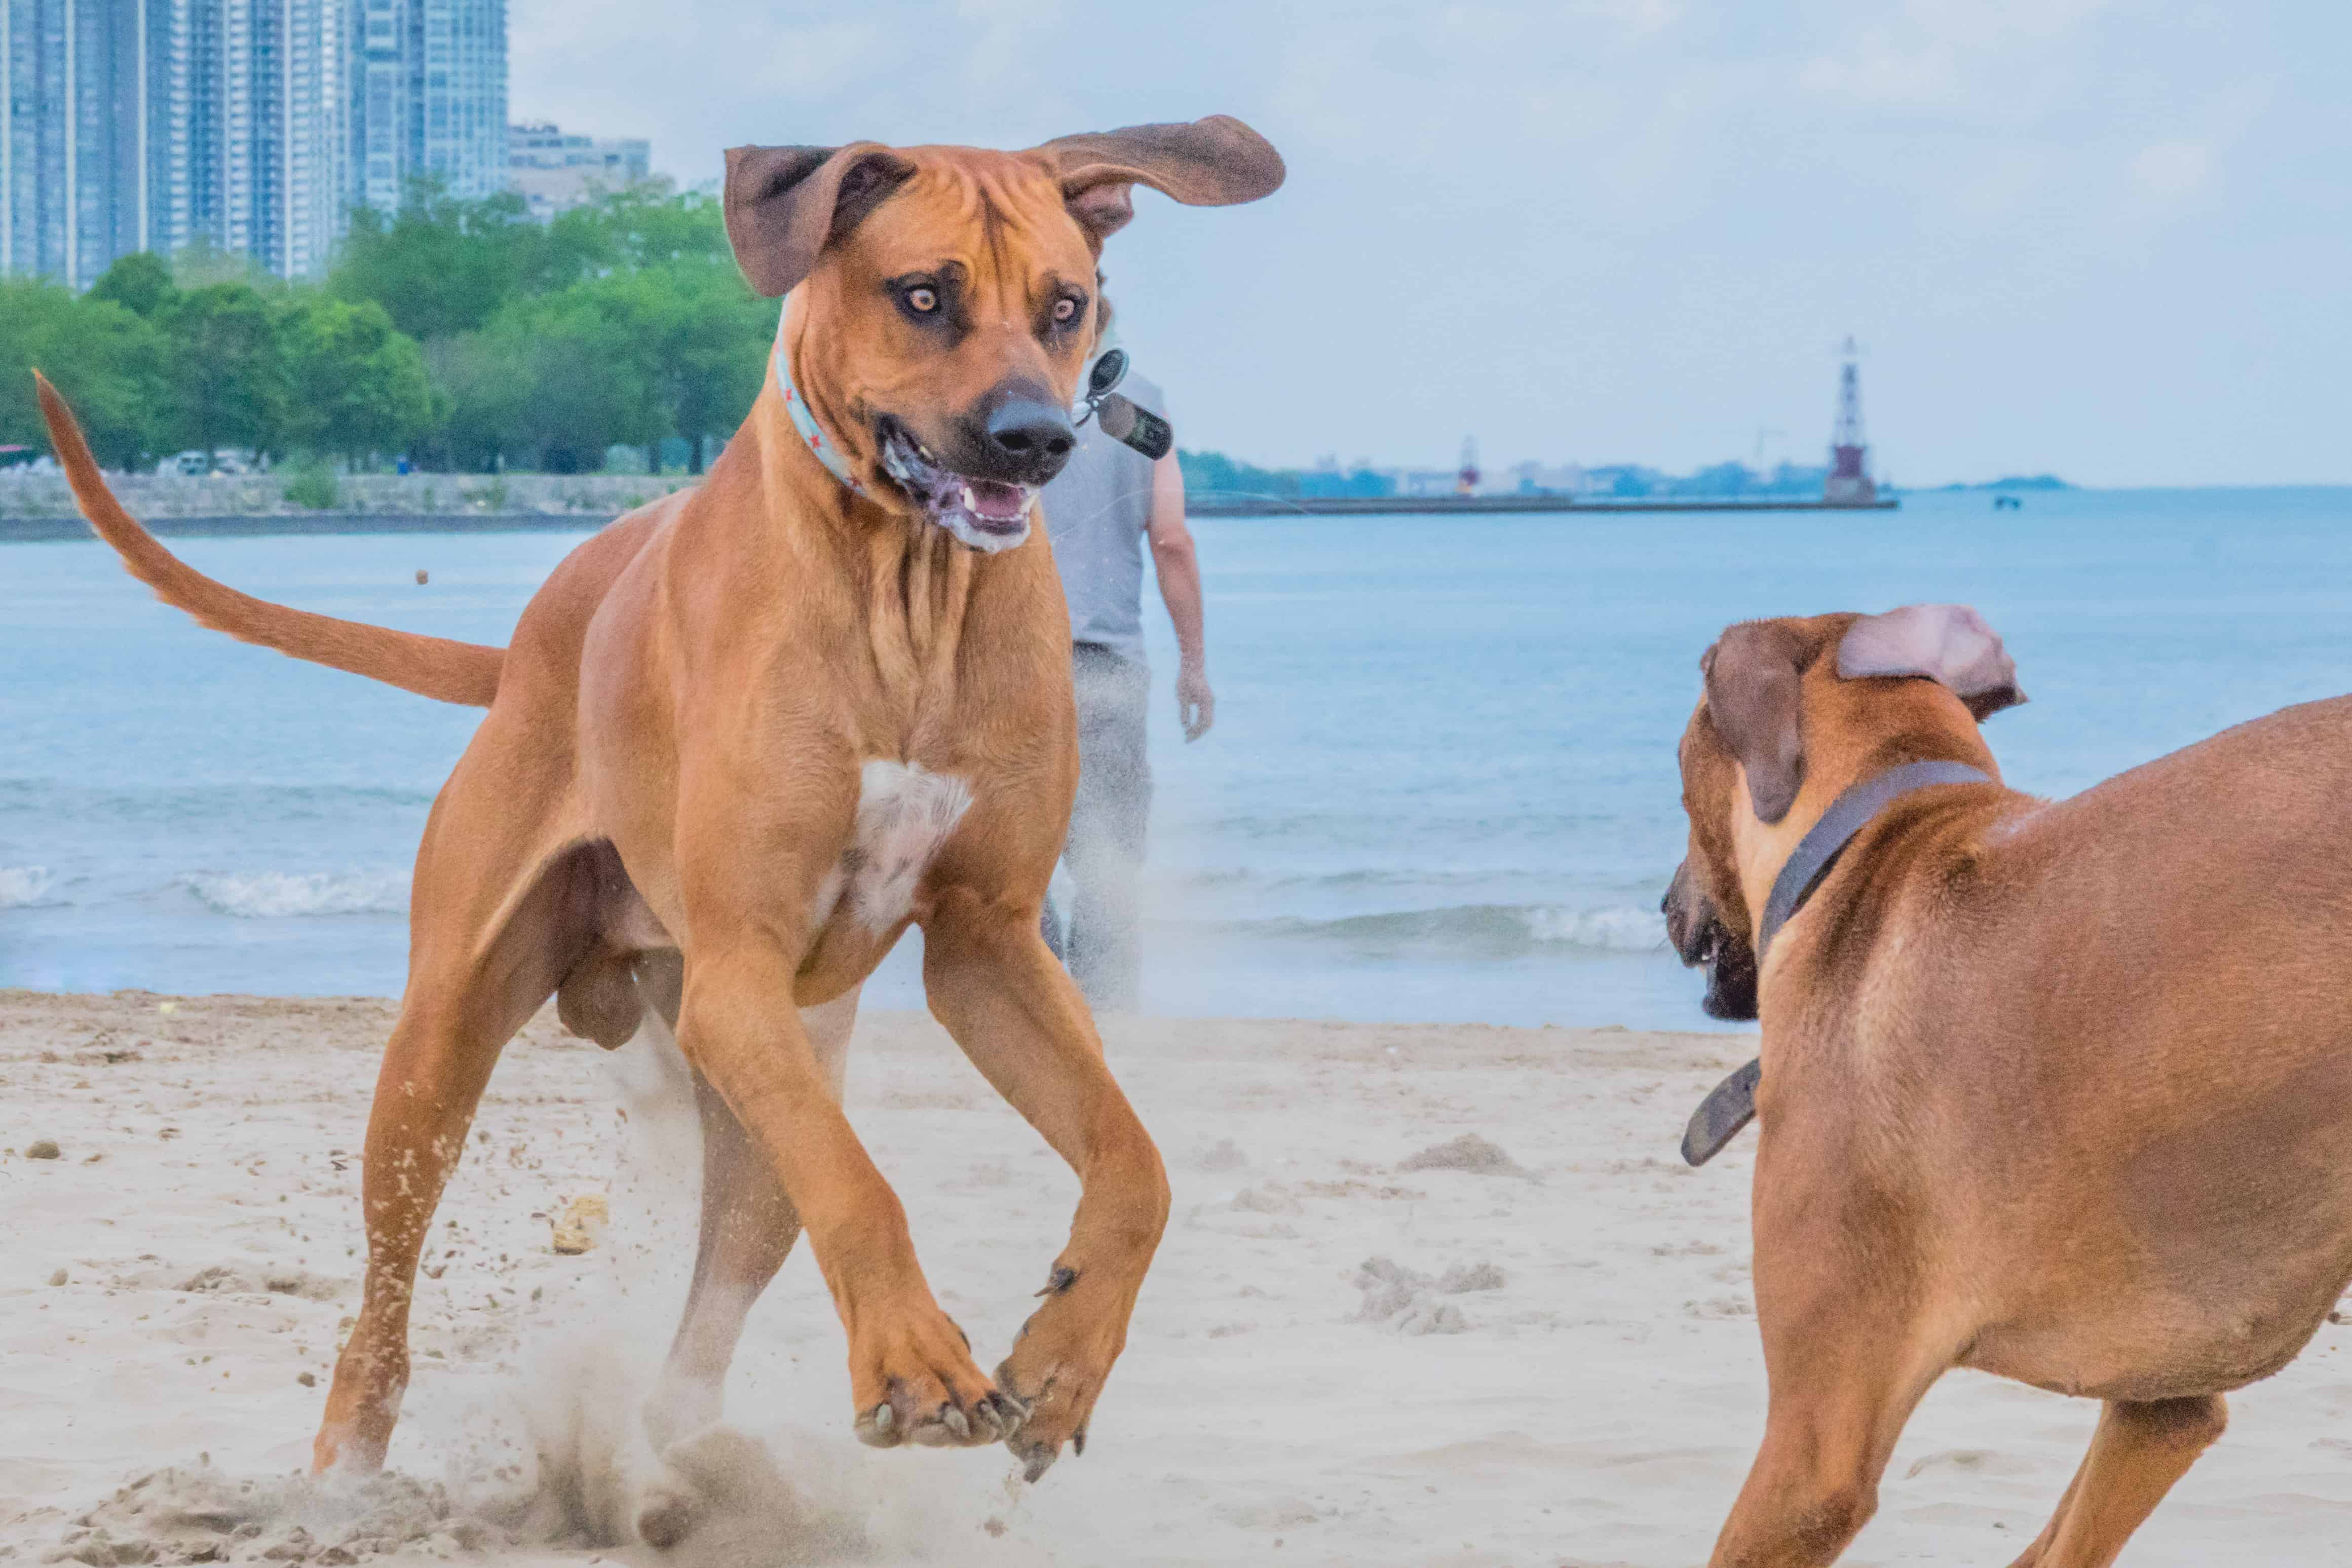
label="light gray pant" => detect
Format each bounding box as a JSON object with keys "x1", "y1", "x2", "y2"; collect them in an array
[{"x1": 1043, "y1": 644, "x2": 1152, "y2": 1011}]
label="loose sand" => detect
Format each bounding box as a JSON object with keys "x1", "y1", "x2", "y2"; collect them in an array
[{"x1": 5, "y1": 990, "x2": 2351, "y2": 1565}]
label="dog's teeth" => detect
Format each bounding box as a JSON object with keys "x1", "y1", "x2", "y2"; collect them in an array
[{"x1": 960, "y1": 485, "x2": 977, "y2": 511}]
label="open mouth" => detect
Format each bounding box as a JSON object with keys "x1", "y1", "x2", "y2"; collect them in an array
[
  {"x1": 876, "y1": 417, "x2": 1036, "y2": 553},
  {"x1": 1690, "y1": 920, "x2": 1759, "y2": 1021},
  {"x1": 1663, "y1": 870, "x2": 1759, "y2": 1021}
]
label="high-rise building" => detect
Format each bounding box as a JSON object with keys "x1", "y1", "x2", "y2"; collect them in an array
[
  {"x1": 177, "y1": 0, "x2": 350, "y2": 279},
  {"x1": 4, "y1": 0, "x2": 348, "y2": 285},
  {"x1": 351, "y1": 0, "x2": 504, "y2": 216},
  {"x1": 3, "y1": 0, "x2": 176, "y2": 287},
  {"x1": 4, "y1": 0, "x2": 502, "y2": 287}
]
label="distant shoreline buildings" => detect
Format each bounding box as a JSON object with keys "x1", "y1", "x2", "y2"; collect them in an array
[
  {"x1": 1186, "y1": 341, "x2": 1895, "y2": 507},
  {"x1": 0, "y1": 0, "x2": 585, "y2": 289},
  {"x1": 507, "y1": 119, "x2": 646, "y2": 220}
]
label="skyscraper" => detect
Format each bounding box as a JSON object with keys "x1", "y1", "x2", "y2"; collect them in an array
[
  {"x1": 351, "y1": 0, "x2": 504, "y2": 217},
  {"x1": 178, "y1": 0, "x2": 349, "y2": 278},
  {"x1": 3, "y1": 0, "x2": 176, "y2": 287},
  {"x1": 4, "y1": 0, "x2": 501, "y2": 287}
]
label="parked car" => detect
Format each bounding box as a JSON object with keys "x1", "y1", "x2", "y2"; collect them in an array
[{"x1": 157, "y1": 450, "x2": 262, "y2": 476}]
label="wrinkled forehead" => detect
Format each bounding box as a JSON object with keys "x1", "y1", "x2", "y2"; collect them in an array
[{"x1": 845, "y1": 149, "x2": 1096, "y2": 298}]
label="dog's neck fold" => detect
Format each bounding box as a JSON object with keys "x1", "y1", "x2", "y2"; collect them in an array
[{"x1": 752, "y1": 300, "x2": 977, "y2": 741}]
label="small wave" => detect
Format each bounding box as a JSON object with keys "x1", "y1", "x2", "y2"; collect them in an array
[
  {"x1": 1235, "y1": 902, "x2": 1665, "y2": 959},
  {"x1": 0, "y1": 866, "x2": 56, "y2": 907},
  {"x1": 1520, "y1": 905, "x2": 1665, "y2": 951},
  {"x1": 177, "y1": 869, "x2": 410, "y2": 919}
]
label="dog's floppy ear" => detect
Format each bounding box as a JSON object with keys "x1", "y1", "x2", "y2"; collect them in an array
[
  {"x1": 722, "y1": 142, "x2": 916, "y2": 298},
  {"x1": 1029, "y1": 116, "x2": 1285, "y2": 245},
  {"x1": 1837, "y1": 603, "x2": 2026, "y2": 721},
  {"x1": 1702, "y1": 622, "x2": 1809, "y2": 825}
]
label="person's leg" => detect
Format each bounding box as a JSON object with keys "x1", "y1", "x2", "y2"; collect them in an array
[{"x1": 1065, "y1": 646, "x2": 1152, "y2": 1012}]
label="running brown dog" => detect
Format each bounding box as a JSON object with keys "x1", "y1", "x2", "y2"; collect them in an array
[
  {"x1": 35, "y1": 116, "x2": 1282, "y2": 1518},
  {"x1": 1664, "y1": 603, "x2": 2352, "y2": 1567}
]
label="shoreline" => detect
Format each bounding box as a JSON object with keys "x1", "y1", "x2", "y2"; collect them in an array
[{"x1": 0, "y1": 496, "x2": 1904, "y2": 543}]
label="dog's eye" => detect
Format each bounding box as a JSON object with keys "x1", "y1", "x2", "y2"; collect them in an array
[
  {"x1": 1052, "y1": 297, "x2": 1080, "y2": 324},
  {"x1": 904, "y1": 286, "x2": 938, "y2": 314}
]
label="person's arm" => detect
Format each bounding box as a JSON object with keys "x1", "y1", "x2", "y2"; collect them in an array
[{"x1": 1146, "y1": 451, "x2": 1213, "y2": 741}]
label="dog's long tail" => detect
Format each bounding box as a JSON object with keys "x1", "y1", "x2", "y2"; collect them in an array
[{"x1": 34, "y1": 371, "x2": 505, "y2": 708}]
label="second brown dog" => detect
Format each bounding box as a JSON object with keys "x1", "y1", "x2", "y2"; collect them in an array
[{"x1": 1666, "y1": 602, "x2": 2352, "y2": 1567}]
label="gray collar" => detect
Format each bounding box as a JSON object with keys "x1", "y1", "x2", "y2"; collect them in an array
[
  {"x1": 1682, "y1": 758, "x2": 1993, "y2": 1168},
  {"x1": 1754, "y1": 759, "x2": 1993, "y2": 962}
]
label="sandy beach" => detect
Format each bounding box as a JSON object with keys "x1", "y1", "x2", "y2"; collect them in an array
[{"x1": 5, "y1": 990, "x2": 2352, "y2": 1567}]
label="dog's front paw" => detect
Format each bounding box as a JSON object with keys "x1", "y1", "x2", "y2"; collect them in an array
[
  {"x1": 995, "y1": 1263, "x2": 1132, "y2": 1481},
  {"x1": 849, "y1": 1300, "x2": 1025, "y2": 1450}
]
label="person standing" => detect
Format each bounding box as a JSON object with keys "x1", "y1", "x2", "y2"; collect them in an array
[{"x1": 1038, "y1": 327, "x2": 1212, "y2": 1012}]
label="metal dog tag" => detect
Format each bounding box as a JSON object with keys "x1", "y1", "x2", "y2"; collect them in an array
[
  {"x1": 1087, "y1": 347, "x2": 1130, "y2": 401},
  {"x1": 1681, "y1": 1057, "x2": 1761, "y2": 1167}
]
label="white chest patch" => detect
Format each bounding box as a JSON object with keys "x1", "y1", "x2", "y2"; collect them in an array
[{"x1": 818, "y1": 760, "x2": 973, "y2": 936}]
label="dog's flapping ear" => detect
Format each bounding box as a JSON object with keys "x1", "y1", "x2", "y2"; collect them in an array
[
  {"x1": 1702, "y1": 622, "x2": 1810, "y2": 825},
  {"x1": 1837, "y1": 604, "x2": 2026, "y2": 722},
  {"x1": 1029, "y1": 117, "x2": 1285, "y2": 245},
  {"x1": 722, "y1": 143, "x2": 916, "y2": 298}
]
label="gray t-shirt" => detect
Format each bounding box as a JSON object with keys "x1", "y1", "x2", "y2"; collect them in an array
[{"x1": 1041, "y1": 373, "x2": 1166, "y2": 665}]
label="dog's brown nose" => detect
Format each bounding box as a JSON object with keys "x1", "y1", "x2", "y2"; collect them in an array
[{"x1": 983, "y1": 397, "x2": 1076, "y2": 476}]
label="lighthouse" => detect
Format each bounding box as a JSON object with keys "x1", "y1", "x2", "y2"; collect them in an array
[{"x1": 1823, "y1": 338, "x2": 1878, "y2": 507}]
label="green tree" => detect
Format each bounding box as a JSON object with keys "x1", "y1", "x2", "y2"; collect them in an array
[
  {"x1": 423, "y1": 332, "x2": 536, "y2": 473},
  {"x1": 547, "y1": 179, "x2": 731, "y2": 273},
  {"x1": 161, "y1": 283, "x2": 289, "y2": 467},
  {"x1": 330, "y1": 180, "x2": 548, "y2": 341},
  {"x1": 497, "y1": 292, "x2": 666, "y2": 472},
  {"x1": 563, "y1": 260, "x2": 770, "y2": 475},
  {"x1": 87, "y1": 251, "x2": 178, "y2": 319},
  {"x1": 0, "y1": 279, "x2": 169, "y2": 469},
  {"x1": 1178, "y1": 448, "x2": 1303, "y2": 500},
  {"x1": 649, "y1": 261, "x2": 773, "y2": 474},
  {"x1": 279, "y1": 295, "x2": 439, "y2": 468}
]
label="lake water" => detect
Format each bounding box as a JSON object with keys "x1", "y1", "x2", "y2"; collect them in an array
[{"x1": 7, "y1": 485, "x2": 2351, "y2": 1029}]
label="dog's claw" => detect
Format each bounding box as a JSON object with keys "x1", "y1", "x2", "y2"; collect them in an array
[
  {"x1": 856, "y1": 1402, "x2": 898, "y2": 1447},
  {"x1": 941, "y1": 1405, "x2": 972, "y2": 1442},
  {"x1": 1072, "y1": 1426, "x2": 1086, "y2": 1458},
  {"x1": 1018, "y1": 1441, "x2": 1059, "y2": 1483}
]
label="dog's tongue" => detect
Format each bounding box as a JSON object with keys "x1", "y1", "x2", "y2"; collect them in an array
[{"x1": 962, "y1": 480, "x2": 1029, "y2": 524}]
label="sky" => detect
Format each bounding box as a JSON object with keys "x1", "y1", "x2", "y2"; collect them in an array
[{"x1": 513, "y1": 2, "x2": 2352, "y2": 487}]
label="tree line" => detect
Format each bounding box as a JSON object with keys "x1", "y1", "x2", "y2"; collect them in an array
[{"x1": 0, "y1": 181, "x2": 777, "y2": 477}]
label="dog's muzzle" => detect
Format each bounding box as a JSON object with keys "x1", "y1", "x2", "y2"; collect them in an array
[
  {"x1": 876, "y1": 416, "x2": 1040, "y2": 554},
  {"x1": 1663, "y1": 862, "x2": 1759, "y2": 1022}
]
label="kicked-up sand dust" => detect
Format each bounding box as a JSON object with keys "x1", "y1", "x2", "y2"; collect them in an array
[{"x1": 7, "y1": 991, "x2": 2352, "y2": 1564}]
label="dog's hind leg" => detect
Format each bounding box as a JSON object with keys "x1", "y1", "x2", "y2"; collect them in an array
[
  {"x1": 644, "y1": 978, "x2": 860, "y2": 1449},
  {"x1": 2002, "y1": 1395, "x2": 2226, "y2": 1568},
  {"x1": 313, "y1": 821, "x2": 599, "y2": 1474}
]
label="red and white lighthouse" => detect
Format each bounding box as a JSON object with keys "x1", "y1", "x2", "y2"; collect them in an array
[{"x1": 1824, "y1": 337, "x2": 1878, "y2": 506}]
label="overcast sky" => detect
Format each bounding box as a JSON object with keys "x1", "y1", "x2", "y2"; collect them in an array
[{"x1": 513, "y1": 2, "x2": 2349, "y2": 486}]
